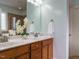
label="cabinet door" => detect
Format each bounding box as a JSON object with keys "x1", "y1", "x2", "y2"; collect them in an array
[
  {"x1": 42, "y1": 46, "x2": 48, "y2": 59},
  {"x1": 48, "y1": 44, "x2": 53, "y2": 59},
  {"x1": 31, "y1": 48, "x2": 41, "y2": 59},
  {"x1": 42, "y1": 44, "x2": 53, "y2": 59},
  {"x1": 0, "y1": 48, "x2": 16, "y2": 59},
  {"x1": 42, "y1": 39, "x2": 53, "y2": 59},
  {"x1": 17, "y1": 53, "x2": 30, "y2": 59}
]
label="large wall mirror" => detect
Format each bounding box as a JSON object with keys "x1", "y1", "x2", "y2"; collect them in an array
[
  {"x1": 27, "y1": 0, "x2": 41, "y2": 32},
  {"x1": 0, "y1": 0, "x2": 26, "y2": 32},
  {"x1": 0, "y1": 0, "x2": 41, "y2": 33}
]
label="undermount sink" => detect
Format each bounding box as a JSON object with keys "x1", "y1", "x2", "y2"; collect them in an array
[{"x1": 0, "y1": 42, "x2": 19, "y2": 48}]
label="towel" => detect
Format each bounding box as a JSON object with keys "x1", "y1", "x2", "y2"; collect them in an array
[
  {"x1": 29, "y1": 23, "x2": 35, "y2": 33},
  {"x1": 48, "y1": 21, "x2": 54, "y2": 34}
]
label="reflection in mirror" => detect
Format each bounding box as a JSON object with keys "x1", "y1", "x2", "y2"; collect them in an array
[
  {"x1": 0, "y1": 0, "x2": 26, "y2": 32},
  {"x1": 27, "y1": 0, "x2": 42, "y2": 32},
  {"x1": 1, "y1": 12, "x2": 8, "y2": 31}
]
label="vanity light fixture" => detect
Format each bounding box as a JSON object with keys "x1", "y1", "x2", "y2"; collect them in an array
[
  {"x1": 27, "y1": 0, "x2": 43, "y2": 6},
  {"x1": 35, "y1": 0, "x2": 43, "y2": 5}
]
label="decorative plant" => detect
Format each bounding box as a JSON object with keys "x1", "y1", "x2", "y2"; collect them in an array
[{"x1": 16, "y1": 17, "x2": 29, "y2": 35}]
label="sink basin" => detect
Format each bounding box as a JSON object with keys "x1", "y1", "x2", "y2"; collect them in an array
[{"x1": 0, "y1": 42, "x2": 19, "y2": 48}]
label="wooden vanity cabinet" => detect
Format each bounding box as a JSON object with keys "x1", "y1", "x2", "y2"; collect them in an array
[
  {"x1": 0, "y1": 48, "x2": 16, "y2": 59},
  {"x1": 42, "y1": 39, "x2": 53, "y2": 59},
  {"x1": 15, "y1": 45, "x2": 30, "y2": 59},
  {"x1": 0, "y1": 38, "x2": 53, "y2": 59},
  {"x1": 31, "y1": 38, "x2": 53, "y2": 59},
  {"x1": 16, "y1": 53, "x2": 30, "y2": 59},
  {"x1": 0, "y1": 45, "x2": 30, "y2": 59},
  {"x1": 31, "y1": 42, "x2": 42, "y2": 59}
]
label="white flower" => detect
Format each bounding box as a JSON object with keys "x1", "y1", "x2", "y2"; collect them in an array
[
  {"x1": 24, "y1": 17, "x2": 28, "y2": 26},
  {"x1": 16, "y1": 18, "x2": 28, "y2": 34},
  {"x1": 16, "y1": 25, "x2": 22, "y2": 34},
  {"x1": 16, "y1": 17, "x2": 28, "y2": 34},
  {"x1": 16, "y1": 20, "x2": 20, "y2": 26}
]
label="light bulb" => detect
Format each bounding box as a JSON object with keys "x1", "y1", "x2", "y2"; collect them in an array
[
  {"x1": 27, "y1": 0, "x2": 43, "y2": 6},
  {"x1": 27, "y1": 0, "x2": 31, "y2": 2},
  {"x1": 36, "y1": 0, "x2": 43, "y2": 5}
]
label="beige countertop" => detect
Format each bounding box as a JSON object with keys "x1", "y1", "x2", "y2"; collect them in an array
[{"x1": 0, "y1": 36, "x2": 53, "y2": 51}]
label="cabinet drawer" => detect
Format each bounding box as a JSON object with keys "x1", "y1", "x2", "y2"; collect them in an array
[
  {"x1": 31, "y1": 41, "x2": 41, "y2": 50},
  {"x1": 42, "y1": 38, "x2": 53, "y2": 46},
  {"x1": 0, "y1": 48, "x2": 16, "y2": 59},
  {"x1": 16, "y1": 45, "x2": 30, "y2": 56}
]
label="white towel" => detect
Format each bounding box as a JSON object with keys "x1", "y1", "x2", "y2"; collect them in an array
[
  {"x1": 48, "y1": 21, "x2": 54, "y2": 34},
  {"x1": 29, "y1": 23, "x2": 35, "y2": 33}
]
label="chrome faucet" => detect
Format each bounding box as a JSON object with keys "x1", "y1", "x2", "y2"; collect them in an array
[{"x1": 0, "y1": 36, "x2": 8, "y2": 43}]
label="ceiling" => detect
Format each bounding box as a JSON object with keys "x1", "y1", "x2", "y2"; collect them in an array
[{"x1": 0, "y1": 0, "x2": 26, "y2": 10}]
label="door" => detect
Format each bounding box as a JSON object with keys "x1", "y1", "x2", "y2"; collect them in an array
[{"x1": 69, "y1": 7, "x2": 79, "y2": 56}]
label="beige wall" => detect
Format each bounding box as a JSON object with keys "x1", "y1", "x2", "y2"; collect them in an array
[{"x1": 70, "y1": 8, "x2": 79, "y2": 56}]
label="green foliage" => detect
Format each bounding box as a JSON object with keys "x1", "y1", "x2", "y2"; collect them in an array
[{"x1": 21, "y1": 32, "x2": 29, "y2": 36}]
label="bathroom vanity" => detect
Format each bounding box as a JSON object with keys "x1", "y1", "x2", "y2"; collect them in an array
[{"x1": 0, "y1": 36, "x2": 53, "y2": 59}]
